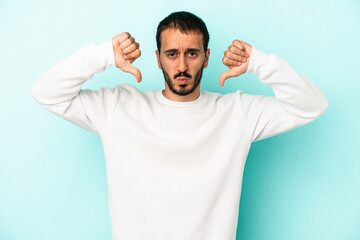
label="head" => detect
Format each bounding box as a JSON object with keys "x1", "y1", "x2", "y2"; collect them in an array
[{"x1": 155, "y1": 11, "x2": 210, "y2": 101}]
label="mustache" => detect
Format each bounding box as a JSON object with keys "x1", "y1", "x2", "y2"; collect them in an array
[{"x1": 174, "y1": 71, "x2": 192, "y2": 79}]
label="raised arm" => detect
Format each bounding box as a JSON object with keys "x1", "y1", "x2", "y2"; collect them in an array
[
  {"x1": 220, "y1": 40, "x2": 329, "y2": 142},
  {"x1": 30, "y1": 32, "x2": 141, "y2": 135}
]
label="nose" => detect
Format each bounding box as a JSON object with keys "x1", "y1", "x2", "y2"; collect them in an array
[{"x1": 178, "y1": 54, "x2": 188, "y2": 72}]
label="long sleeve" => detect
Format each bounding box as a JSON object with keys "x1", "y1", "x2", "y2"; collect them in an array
[
  {"x1": 239, "y1": 46, "x2": 329, "y2": 142},
  {"x1": 31, "y1": 38, "x2": 118, "y2": 135}
]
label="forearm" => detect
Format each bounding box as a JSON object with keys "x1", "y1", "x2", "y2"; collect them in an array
[
  {"x1": 246, "y1": 46, "x2": 329, "y2": 120},
  {"x1": 31, "y1": 39, "x2": 115, "y2": 105}
]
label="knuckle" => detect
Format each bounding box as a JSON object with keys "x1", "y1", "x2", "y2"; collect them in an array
[
  {"x1": 235, "y1": 40, "x2": 243, "y2": 49},
  {"x1": 120, "y1": 32, "x2": 130, "y2": 40}
]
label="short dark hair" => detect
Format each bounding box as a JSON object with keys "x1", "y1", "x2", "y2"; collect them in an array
[{"x1": 156, "y1": 11, "x2": 210, "y2": 53}]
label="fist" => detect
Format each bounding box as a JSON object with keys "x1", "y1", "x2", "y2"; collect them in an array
[
  {"x1": 219, "y1": 40, "x2": 252, "y2": 87},
  {"x1": 112, "y1": 32, "x2": 142, "y2": 83}
]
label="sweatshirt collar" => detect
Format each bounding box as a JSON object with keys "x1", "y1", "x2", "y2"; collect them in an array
[{"x1": 156, "y1": 90, "x2": 205, "y2": 107}]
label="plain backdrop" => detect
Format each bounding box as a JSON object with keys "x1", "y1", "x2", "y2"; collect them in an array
[{"x1": 0, "y1": 0, "x2": 359, "y2": 239}]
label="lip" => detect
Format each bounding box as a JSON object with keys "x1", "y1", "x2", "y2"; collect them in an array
[{"x1": 177, "y1": 78, "x2": 189, "y2": 84}]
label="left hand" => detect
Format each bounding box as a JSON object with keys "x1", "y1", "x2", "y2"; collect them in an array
[{"x1": 219, "y1": 40, "x2": 252, "y2": 87}]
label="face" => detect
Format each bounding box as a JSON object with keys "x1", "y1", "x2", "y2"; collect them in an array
[{"x1": 156, "y1": 28, "x2": 210, "y2": 100}]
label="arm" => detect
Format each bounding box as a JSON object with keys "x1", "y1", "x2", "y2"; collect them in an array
[
  {"x1": 30, "y1": 32, "x2": 141, "y2": 135},
  {"x1": 220, "y1": 40, "x2": 329, "y2": 142}
]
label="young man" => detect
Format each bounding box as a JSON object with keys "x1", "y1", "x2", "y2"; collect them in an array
[{"x1": 31, "y1": 11, "x2": 328, "y2": 240}]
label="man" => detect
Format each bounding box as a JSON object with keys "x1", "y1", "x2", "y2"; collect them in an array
[{"x1": 31, "y1": 11, "x2": 328, "y2": 240}]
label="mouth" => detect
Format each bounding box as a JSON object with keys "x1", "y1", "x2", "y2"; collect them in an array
[{"x1": 177, "y1": 78, "x2": 190, "y2": 84}]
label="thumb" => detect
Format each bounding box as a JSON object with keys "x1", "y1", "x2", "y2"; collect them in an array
[
  {"x1": 123, "y1": 64, "x2": 142, "y2": 83},
  {"x1": 219, "y1": 68, "x2": 239, "y2": 87}
]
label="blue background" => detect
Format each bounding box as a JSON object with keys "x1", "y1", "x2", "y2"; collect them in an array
[{"x1": 1, "y1": 0, "x2": 359, "y2": 239}]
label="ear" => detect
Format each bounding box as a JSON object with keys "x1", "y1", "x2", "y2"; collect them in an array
[
  {"x1": 203, "y1": 49, "x2": 210, "y2": 69},
  {"x1": 155, "y1": 50, "x2": 162, "y2": 69}
]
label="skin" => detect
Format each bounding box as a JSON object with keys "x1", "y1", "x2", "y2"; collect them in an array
[
  {"x1": 155, "y1": 28, "x2": 210, "y2": 102},
  {"x1": 111, "y1": 30, "x2": 252, "y2": 102}
]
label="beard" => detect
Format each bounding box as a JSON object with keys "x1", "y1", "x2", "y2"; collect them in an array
[{"x1": 160, "y1": 62, "x2": 205, "y2": 96}]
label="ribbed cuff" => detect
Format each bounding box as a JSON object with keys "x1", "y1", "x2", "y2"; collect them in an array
[
  {"x1": 245, "y1": 46, "x2": 267, "y2": 75},
  {"x1": 92, "y1": 38, "x2": 115, "y2": 68}
]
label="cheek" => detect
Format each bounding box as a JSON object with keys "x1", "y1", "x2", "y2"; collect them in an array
[
  {"x1": 193, "y1": 61, "x2": 205, "y2": 72},
  {"x1": 160, "y1": 60, "x2": 174, "y2": 74}
]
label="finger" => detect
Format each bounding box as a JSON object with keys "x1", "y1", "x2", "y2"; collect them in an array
[
  {"x1": 233, "y1": 43, "x2": 250, "y2": 59},
  {"x1": 222, "y1": 56, "x2": 243, "y2": 67},
  {"x1": 219, "y1": 69, "x2": 240, "y2": 87},
  {"x1": 224, "y1": 50, "x2": 248, "y2": 63},
  {"x1": 125, "y1": 49, "x2": 141, "y2": 60},
  {"x1": 232, "y1": 40, "x2": 246, "y2": 51},
  {"x1": 236, "y1": 40, "x2": 252, "y2": 58},
  {"x1": 228, "y1": 45, "x2": 248, "y2": 58},
  {"x1": 118, "y1": 32, "x2": 131, "y2": 44},
  {"x1": 240, "y1": 40, "x2": 252, "y2": 50},
  {"x1": 123, "y1": 64, "x2": 142, "y2": 83},
  {"x1": 122, "y1": 42, "x2": 140, "y2": 55},
  {"x1": 120, "y1": 37, "x2": 135, "y2": 50}
]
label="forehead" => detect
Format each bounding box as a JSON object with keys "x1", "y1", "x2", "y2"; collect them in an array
[{"x1": 160, "y1": 28, "x2": 203, "y2": 52}]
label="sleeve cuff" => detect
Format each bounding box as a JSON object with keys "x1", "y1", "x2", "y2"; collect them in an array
[
  {"x1": 92, "y1": 38, "x2": 116, "y2": 68},
  {"x1": 245, "y1": 45, "x2": 268, "y2": 75}
]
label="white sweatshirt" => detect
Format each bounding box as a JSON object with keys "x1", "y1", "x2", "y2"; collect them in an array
[{"x1": 31, "y1": 38, "x2": 328, "y2": 240}]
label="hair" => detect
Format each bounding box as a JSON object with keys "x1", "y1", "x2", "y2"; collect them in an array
[{"x1": 156, "y1": 11, "x2": 210, "y2": 53}]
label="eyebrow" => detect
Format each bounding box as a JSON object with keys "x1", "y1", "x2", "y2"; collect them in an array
[{"x1": 163, "y1": 48, "x2": 201, "y2": 54}]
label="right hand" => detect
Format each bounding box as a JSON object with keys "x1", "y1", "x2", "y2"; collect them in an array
[{"x1": 112, "y1": 32, "x2": 142, "y2": 83}]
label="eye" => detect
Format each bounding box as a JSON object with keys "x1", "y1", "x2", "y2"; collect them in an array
[
  {"x1": 189, "y1": 52, "x2": 197, "y2": 57},
  {"x1": 167, "y1": 53, "x2": 176, "y2": 58}
]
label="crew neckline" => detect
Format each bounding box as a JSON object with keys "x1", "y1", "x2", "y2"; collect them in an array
[{"x1": 156, "y1": 90, "x2": 205, "y2": 107}]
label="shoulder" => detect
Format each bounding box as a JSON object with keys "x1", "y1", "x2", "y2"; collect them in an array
[
  {"x1": 204, "y1": 90, "x2": 273, "y2": 111},
  {"x1": 113, "y1": 83, "x2": 142, "y2": 94},
  {"x1": 204, "y1": 90, "x2": 244, "y2": 103},
  {"x1": 200, "y1": 90, "x2": 244, "y2": 112},
  {"x1": 109, "y1": 84, "x2": 145, "y2": 101}
]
